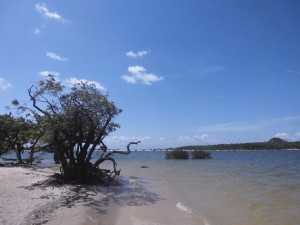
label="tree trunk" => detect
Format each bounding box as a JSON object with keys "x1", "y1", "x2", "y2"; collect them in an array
[{"x1": 15, "y1": 143, "x2": 23, "y2": 164}]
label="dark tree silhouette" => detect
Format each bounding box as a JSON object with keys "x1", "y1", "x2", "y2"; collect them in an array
[{"x1": 11, "y1": 75, "x2": 139, "y2": 182}]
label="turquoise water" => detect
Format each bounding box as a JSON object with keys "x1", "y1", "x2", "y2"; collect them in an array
[{"x1": 2, "y1": 150, "x2": 300, "y2": 225}]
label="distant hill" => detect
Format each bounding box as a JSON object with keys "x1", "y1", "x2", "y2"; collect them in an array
[
  {"x1": 268, "y1": 137, "x2": 287, "y2": 143},
  {"x1": 176, "y1": 139, "x2": 300, "y2": 151}
]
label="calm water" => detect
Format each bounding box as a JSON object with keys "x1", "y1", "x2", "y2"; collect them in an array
[
  {"x1": 2, "y1": 150, "x2": 300, "y2": 225},
  {"x1": 114, "y1": 151, "x2": 300, "y2": 225}
]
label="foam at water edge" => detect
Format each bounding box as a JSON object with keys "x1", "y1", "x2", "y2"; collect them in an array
[
  {"x1": 176, "y1": 202, "x2": 192, "y2": 214},
  {"x1": 176, "y1": 202, "x2": 211, "y2": 225}
]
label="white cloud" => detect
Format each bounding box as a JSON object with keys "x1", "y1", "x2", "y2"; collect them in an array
[
  {"x1": 273, "y1": 132, "x2": 300, "y2": 141},
  {"x1": 178, "y1": 136, "x2": 192, "y2": 141},
  {"x1": 274, "y1": 132, "x2": 289, "y2": 139},
  {"x1": 106, "y1": 136, "x2": 151, "y2": 144},
  {"x1": 294, "y1": 132, "x2": 300, "y2": 140},
  {"x1": 179, "y1": 134, "x2": 210, "y2": 142},
  {"x1": 158, "y1": 137, "x2": 167, "y2": 141},
  {"x1": 35, "y1": 3, "x2": 64, "y2": 22},
  {"x1": 0, "y1": 77, "x2": 12, "y2": 90},
  {"x1": 121, "y1": 65, "x2": 164, "y2": 85},
  {"x1": 126, "y1": 50, "x2": 150, "y2": 58},
  {"x1": 194, "y1": 134, "x2": 210, "y2": 141},
  {"x1": 63, "y1": 77, "x2": 106, "y2": 91},
  {"x1": 39, "y1": 71, "x2": 60, "y2": 80},
  {"x1": 46, "y1": 52, "x2": 68, "y2": 61}
]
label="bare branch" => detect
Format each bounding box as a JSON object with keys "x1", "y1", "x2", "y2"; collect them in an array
[{"x1": 94, "y1": 141, "x2": 141, "y2": 168}]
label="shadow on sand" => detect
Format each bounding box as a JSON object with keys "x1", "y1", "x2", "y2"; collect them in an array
[{"x1": 21, "y1": 175, "x2": 163, "y2": 224}]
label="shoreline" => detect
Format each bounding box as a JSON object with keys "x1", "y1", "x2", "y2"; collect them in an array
[
  {"x1": 0, "y1": 166, "x2": 111, "y2": 225},
  {"x1": 0, "y1": 165, "x2": 204, "y2": 225}
]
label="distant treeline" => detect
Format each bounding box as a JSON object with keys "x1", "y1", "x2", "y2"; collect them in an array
[{"x1": 176, "y1": 141, "x2": 300, "y2": 151}]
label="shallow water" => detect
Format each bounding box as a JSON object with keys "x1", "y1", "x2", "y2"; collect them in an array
[
  {"x1": 2, "y1": 150, "x2": 300, "y2": 225},
  {"x1": 114, "y1": 151, "x2": 300, "y2": 225}
]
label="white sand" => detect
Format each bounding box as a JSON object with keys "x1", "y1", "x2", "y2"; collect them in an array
[
  {"x1": 0, "y1": 166, "x2": 205, "y2": 225},
  {"x1": 0, "y1": 166, "x2": 120, "y2": 225},
  {"x1": 0, "y1": 167, "x2": 64, "y2": 225},
  {"x1": 0, "y1": 166, "x2": 100, "y2": 225}
]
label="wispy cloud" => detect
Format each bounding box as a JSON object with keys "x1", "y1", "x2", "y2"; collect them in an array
[
  {"x1": 121, "y1": 65, "x2": 164, "y2": 85},
  {"x1": 197, "y1": 116, "x2": 300, "y2": 133},
  {"x1": 178, "y1": 134, "x2": 212, "y2": 143},
  {"x1": 158, "y1": 137, "x2": 167, "y2": 141},
  {"x1": 0, "y1": 77, "x2": 12, "y2": 91},
  {"x1": 197, "y1": 122, "x2": 261, "y2": 132},
  {"x1": 286, "y1": 69, "x2": 300, "y2": 75},
  {"x1": 35, "y1": 3, "x2": 64, "y2": 22},
  {"x1": 34, "y1": 27, "x2": 41, "y2": 35},
  {"x1": 34, "y1": 25, "x2": 45, "y2": 35},
  {"x1": 46, "y1": 52, "x2": 68, "y2": 61},
  {"x1": 106, "y1": 136, "x2": 151, "y2": 144},
  {"x1": 270, "y1": 116, "x2": 300, "y2": 123},
  {"x1": 63, "y1": 77, "x2": 106, "y2": 91},
  {"x1": 126, "y1": 50, "x2": 150, "y2": 58}
]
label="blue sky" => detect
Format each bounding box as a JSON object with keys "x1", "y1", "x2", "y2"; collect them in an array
[{"x1": 1, "y1": 0, "x2": 300, "y2": 148}]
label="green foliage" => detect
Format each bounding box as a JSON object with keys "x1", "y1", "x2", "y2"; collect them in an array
[
  {"x1": 165, "y1": 149, "x2": 189, "y2": 159},
  {"x1": 191, "y1": 150, "x2": 211, "y2": 159},
  {"x1": 21, "y1": 75, "x2": 129, "y2": 182},
  {"x1": 0, "y1": 113, "x2": 44, "y2": 163}
]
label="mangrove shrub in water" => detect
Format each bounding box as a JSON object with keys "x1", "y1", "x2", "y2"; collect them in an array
[
  {"x1": 165, "y1": 149, "x2": 212, "y2": 159},
  {"x1": 165, "y1": 150, "x2": 189, "y2": 159},
  {"x1": 191, "y1": 150, "x2": 211, "y2": 159}
]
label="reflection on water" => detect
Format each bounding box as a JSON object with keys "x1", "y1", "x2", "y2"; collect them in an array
[{"x1": 115, "y1": 150, "x2": 300, "y2": 225}]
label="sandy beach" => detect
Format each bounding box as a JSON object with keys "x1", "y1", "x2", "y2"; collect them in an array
[
  {"x1": 0, "y1": 165, "x2": 203, "y2": 225},
  {"x1": 0, "y1": 166, "x2": 105, "y2": 225}
]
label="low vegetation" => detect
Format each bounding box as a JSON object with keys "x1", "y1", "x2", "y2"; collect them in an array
[
  {"x1": 165, "y1": 149, "x2": 212, "y2": 159},
  {"x1": 165, "y1": 150, "x2": 189, "y2": 159},
  {"x1": 191, "y1": 150, "x2": 211, "y2": 159}
]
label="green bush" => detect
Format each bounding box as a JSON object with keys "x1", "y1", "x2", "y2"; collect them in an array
[
  {"x1": 191, "y1": 150, "x2": 211, "y2": 159},
  {"x1": 165, "y1": 150, "x2": 189, "y2": 159}
]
